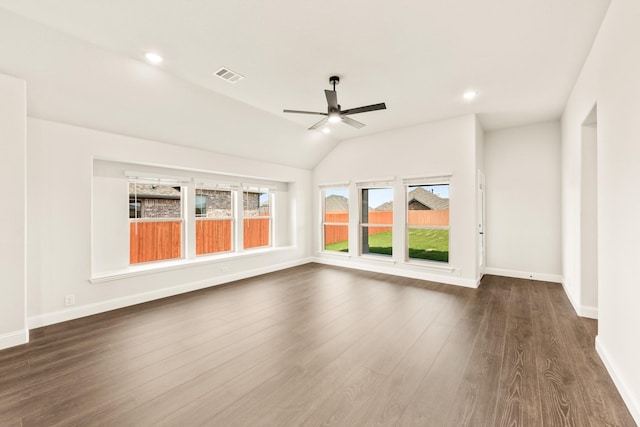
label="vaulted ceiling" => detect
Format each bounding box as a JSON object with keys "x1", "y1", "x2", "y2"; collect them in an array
[{"x1": 0, "y1": 0, "x2": 610, "y2": 169}]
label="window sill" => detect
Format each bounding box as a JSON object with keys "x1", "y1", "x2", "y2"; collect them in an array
[
  {"x1": 404, "y1": 259, "x2": 454, "y2": 272},
  {"x1": 318, "y1": 250, "x2": 351, "y2": 257},
  {"x1": 359, "y1": 254, "x2": 397, "y2": 264},
  {"x1": 90, "y1": 246, "x2": 295, "y2": 284}
]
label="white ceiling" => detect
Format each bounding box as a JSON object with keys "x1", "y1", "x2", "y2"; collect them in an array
[{"x1": 0, "y1": 0, "x2": 610, "y2": 168}]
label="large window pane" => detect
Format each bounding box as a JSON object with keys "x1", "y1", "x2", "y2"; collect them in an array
[
  {"x1": 407, "y1": 184, "x2": 449, "y2": 262},
  {"x1": 323, "y1": 188, "x2": 349, "y2": 252},
  {"x1": 129, "y1": 183, "x2": 183, "y2": 264},
  {"x1": 361, "y1": 188, "x2": 393, "y2": 256},
  {"x1": 244, "y1": 190, "x2": 271, "y2": 249},
  {"x1": 196, "y1": 189, "x2": 233, "y2": 255}
]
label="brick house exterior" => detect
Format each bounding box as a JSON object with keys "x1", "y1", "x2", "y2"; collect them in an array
[{"x1": 129, "y1": 184, "x2": 265, "y2": 218}]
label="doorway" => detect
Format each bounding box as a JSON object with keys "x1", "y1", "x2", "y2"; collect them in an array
[
  {"x1": 478, "y1": 170, "x2": 486, "y2": 280},
  {"x1": 581, "y1": 105, "x2": 598, "y2": 318}
]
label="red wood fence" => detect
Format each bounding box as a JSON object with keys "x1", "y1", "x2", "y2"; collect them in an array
[
  {"x1": 408, "y1": 210, "x2": 449, "y2": 227},
  {"x1": 244, "y1": 218, "x2": 270, "y2": 249},
  {"x1": 323, "y1": 210, "x2": 449, "y2": 245},
  {"x1": 130, "y1": 221, "x2": 182, "y2": 264},
  {"x1": 196, "y1": 219, "x2": 232, "y2": 255},
  {"x1": 130, "y1": 217, "x2": 271, "y2": 263}
]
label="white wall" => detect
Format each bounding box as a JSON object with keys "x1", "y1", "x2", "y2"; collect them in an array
[
  {"x1": 0, "y1": 73, "x2": 28, "y2": 350},
  {"x1": 0, "y1": 8, "x2": 336, "y2": 170},
  {"x1": 562, "y1": 0, "x2": 640, "y2": 421},
  {"x1": 484, "y1": 121, "x2": 562, "y2": 283},
  {"x1": 580, "y1": 122, "x2": 598, "y2": 316},
  {"x1": 26, "y1": 118, "x2": 312, "y2": 328},
  {"x1": 313, "y1": 115, "x2": 481, "y2": 287}
]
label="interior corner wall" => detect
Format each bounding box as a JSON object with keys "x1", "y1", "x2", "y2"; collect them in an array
[
  {"x1": 312, "y1": 114, "x2": 480, "y2": 287},
  {"x1": 0, "y1": 73, "x2": 28, "y2": 350},
  {"x1": 562, "y1": 0, "x2": 640, "y2": 421},
  {"x1": 26, "y1": 117, "x2": 312, "y2": 329},
  {"x1": 475, "y1": 116, "x2": 485, "y2": 280},
  {"x1": 484, "y1": 121, "x2": 562, "y2": 283}
]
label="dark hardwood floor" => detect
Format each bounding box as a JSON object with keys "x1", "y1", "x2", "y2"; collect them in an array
[{"x1": 0, "y1": 264, "x2": 635, "y2": 426}]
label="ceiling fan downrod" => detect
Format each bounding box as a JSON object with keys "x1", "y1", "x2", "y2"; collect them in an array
[{"x1": 329, "y1": 75, "x2": 340, "y2": 91}]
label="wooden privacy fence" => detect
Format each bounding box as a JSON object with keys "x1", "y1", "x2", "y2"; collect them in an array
[
  {"x1": 324, "y1": 210, "x2": 449, "y2": 245},
  {"x1": 196, "y1": 219, "x2": 232, "y2": 255},
  {"x1": 408, "y1": 210, "x2": 449, "y2": 226},
  {"x1": 130, "y1": 221, "x2": 182, "y2": 264},
  {"x1": 244, "y1": 218, "x2": 270, "y2": 249},
  {"x1": 130, "y1": 218, "x2": 270, "y2": 263}
]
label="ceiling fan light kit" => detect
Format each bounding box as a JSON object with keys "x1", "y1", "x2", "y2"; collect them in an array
[{"x1": 283, "y1": 76, "x2": 386, "y2": 130}]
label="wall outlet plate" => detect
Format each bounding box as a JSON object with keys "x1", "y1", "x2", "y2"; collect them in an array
[{"x1": 64, "y1": 294, "x2": 75, "y2": 307}]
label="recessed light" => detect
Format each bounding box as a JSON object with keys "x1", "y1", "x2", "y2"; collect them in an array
[
  {"x1": 321, "y1": 127, "x2": 331, "y2": 134},
  {"x1": 144, "y1": 52, "x2": 163, "y2": 65},
  {"x1": 463, "y1": 90, "x2": 478, "y2": 101}
]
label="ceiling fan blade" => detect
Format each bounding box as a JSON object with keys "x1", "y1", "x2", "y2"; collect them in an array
[
  {"x1": 341, "y1": 102, "x2": 387, "y2": 116},
  {"x1": 324, "y1": 90, "x2": 339, "y2": 110},
  {"x1": 341, "y1": 116, "x2": 366, "y2": 129},
  {"x1": 309, "y1": 117, "x2": 329, "y2": 130},
  {"x1": 283, "y1": 109, "x2": 327, "y2": 115}
]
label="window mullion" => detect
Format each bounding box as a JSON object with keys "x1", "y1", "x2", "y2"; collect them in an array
[
  {"x1": 236, "y1": 190, "x2": 244, "y2": 252},
  {"x1": 185, "y1": 181, "x2": 196, "y2": 260}
]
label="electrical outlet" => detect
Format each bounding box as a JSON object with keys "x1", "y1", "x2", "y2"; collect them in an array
[{"x1": 64, "y1": 294, "x2": 75, "y2": 307}]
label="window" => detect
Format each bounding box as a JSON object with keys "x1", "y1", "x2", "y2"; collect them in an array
[
  {"x1": 129, "y1": 201, "x2": 141, "y2": 218},
  {"x1": 195, "y1": 195, "x2": 207, "y2": 217},
  {"x1": 322, "y1": 187, "x2": 349, "y2": 252},
  {"x1": 406, "y1": 183, "x2": 450, "y2": 262},
  {"x1": 129, "y1": 182, "x2": 183, "y2": 264},
  {"x1": 243, "y1": 189, "x2": 272, "y2": 249},
  {"x1": 93, "y1": 161, "x2": 291, "y2": 275},
  {"x1": 360, "y1": 187, "x2": 393, "y2": 257},
  {"x1": 196, "y1": 187, "x2": 233, "y2": 255}
]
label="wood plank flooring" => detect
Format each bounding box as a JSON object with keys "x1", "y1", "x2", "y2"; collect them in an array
[{"x1": 0, "y1": 264, "x2": 635, "y2": 426}]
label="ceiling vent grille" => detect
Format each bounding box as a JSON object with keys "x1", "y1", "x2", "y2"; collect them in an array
[{"x1": 214, "y1": 67, "x2": 244, "y2": 83}]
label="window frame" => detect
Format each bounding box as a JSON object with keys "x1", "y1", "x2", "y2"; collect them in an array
[
  {"x1": 359, "y1": 186, "x2": 394, "y2": 258},
  {"x1": 195, "y1": 185, "x2": 235, "y2": 256},
  {"x1": 128, "y1": 181, "x2": 185, "y2": 265},
  {"x1": 405, "y1": 181, "x2": 451, "y2": 264},
  {"x1": 242, "y1": 188, "x2": 274, "y2": 250},
  {"x1": 321, "y1": 187, "x2": 350, "y2": 254}
]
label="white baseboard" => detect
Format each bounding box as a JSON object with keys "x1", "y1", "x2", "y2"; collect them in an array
[
  {"x1": 0, "y1": 329, "x2": 29, "y2": 350},
  {"x1": 484, "y1": 267, "x2": 562, "y2": 283},
  {"x1": 557, "y1": 280, "x2": 599, "y2": 319},
  {"x1": 578, "y1": 305, "x2": 598, "y2": 319},
  {"x1": 595, "y1": 336, "x2": 640, "y2": 424},
  {"x1": 484, "y1": 267, "x2": 598, "y2": 318},
  {"x1": 313, "y1": 256, "x2": 479, "y2": 288},
  {"x1": 28, "y1": 257, "x2": 314, "y2": 329}
]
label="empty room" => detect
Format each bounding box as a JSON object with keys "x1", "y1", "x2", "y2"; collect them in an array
[{"x1": 1, "y1": 0, "x2": 639, "y2": 425}]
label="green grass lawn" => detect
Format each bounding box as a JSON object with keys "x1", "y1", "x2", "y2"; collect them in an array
[{"x1": 324, "y1": 229, "x2": 449, "y2": 262}]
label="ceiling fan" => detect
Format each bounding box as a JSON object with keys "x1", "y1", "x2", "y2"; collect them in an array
[{"x1": 283, "y1": 76, "x2": 386, "y2": 130}]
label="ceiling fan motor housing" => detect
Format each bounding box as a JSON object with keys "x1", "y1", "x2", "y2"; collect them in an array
[{"x1": 282, "y1": 75, "x2": 386, "y2": 130}]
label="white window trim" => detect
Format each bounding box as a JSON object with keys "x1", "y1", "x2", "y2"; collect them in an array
[
  {"x1": 129, "y1": 182, "x2": 185, "y2": 263},
  {"x1": 405, "y1": 181, "x2": 451, "y2": 265},
  {"x1": 320, "y1": 187, "x2": 350, "y2": 255},
  {"x1": 359, "y1": 186, "x2": 394, "y2": 258},
  {"x1": 123, "y1": 170, "x2": 281, "y2": 267},
  {"x1": 194, "y1": 185, "x2": 235, "y2": 255},
  {"x1": 242, "y1": 189, "x2": 274, "y2": 251}
]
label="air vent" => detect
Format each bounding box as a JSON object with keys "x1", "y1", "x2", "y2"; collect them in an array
[{"x1": 214, "y1": 67, "x2": 244, "y2": 83}]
